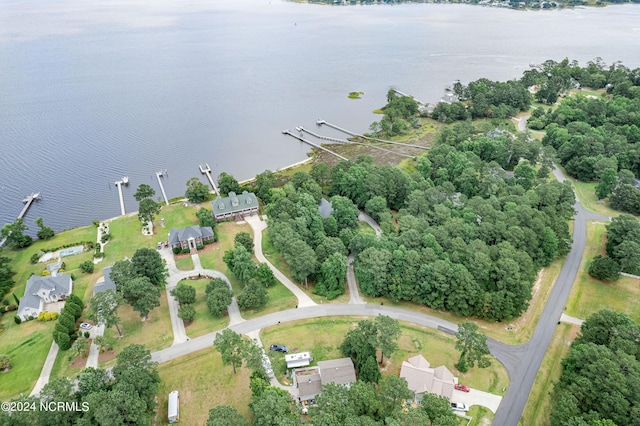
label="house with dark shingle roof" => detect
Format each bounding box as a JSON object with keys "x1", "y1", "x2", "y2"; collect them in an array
[
  {"x1": 18, "y1": 274, "x2": 73, "y2": 321},
  {"x1": 168, "y1": 226, "x2": 214, "y2": 252},
  {"x1": 93, "y1": 266, "x2": 117, "y2": 296},
  {"x1": 294, "y1": 357, "x2": 356, "y2": 402},
  {"x1": 211, "y1": 191, "x2": 258, "y2": 221}
]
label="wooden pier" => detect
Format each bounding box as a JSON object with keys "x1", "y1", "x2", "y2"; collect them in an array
[
  {"x1": 0, "y1": 192, "x2": 41, "y2": 247},
  {"x1": 282, "y1": 130, "x2": 349, "y2": 161},
  {"x1": 390, "y1": 88, "x2": 426, "y2": 106},
  {"x1": 315, "y1": 120, "x2": 429, "y2": 150},
  {"x1": 199, "y1": 163, "x2": 220, "y2": 197},
  {"x1": 18, "y1": 192, "x2": 41, "y2": 220},
  {"x1": 156, "y1": 170, "x2": 169, "y2": 205},
  {"x1": 114, "y1": 180, "x2": 126, "y2": 216},
  {"x1": 297, "y1": 127, "x2": 413, "y2": 159}
]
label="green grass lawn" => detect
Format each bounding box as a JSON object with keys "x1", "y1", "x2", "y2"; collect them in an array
[
  {"x1": 260, "y1": 317, "x2": 509, "y2": 397},
  {"x1": 519, "y1": 322, "x2": 579, "y2": 426},
  {"x1": 0, "y1": 320, "x2": 54, "y2": 400},
  {"x1": 178, "y1": 278, "x2": 228, "y2": 338},
  {"x1": 155, "y1": 347, "x2": 253, "y2": 425},
  {"x1": 358, "y1": 220, "x2": 376, "y2": 235},
  {"x1": 566, "y1": 221, "x2": 640, "y2": 322},
  {"x1": 174, "y1": 255, "x2": 194, "y2": 271},
  {"x1": 156, "y1": 202, "x2": 200, "y2": 231},
  {"x1": 101, "y1": 292, "x2": 173, "y2": 366}
]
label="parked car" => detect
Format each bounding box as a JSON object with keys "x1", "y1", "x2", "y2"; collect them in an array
[
  {"x1": 80, "y1": 322, "x2": 92, "y2": 330},
  {"x1": 270, "y1": 344, "x2": 288, "y2": 353},
  {"x1": 454, "y1": 384, "x2": 470, "y2": 392},
  {"x1": 450, "y1": 402, "x2": 468, "y2": 412}
]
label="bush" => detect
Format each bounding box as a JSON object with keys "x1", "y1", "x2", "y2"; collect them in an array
[
  {"x1": 178, "y1": 305, "x2": 196, "y2": 322},
  {"x1": 41, "y1": 270, "x2": 51, "y2": 276},
  {"x1": 84, "y1": 331, "x2": 90, "y2": 338},
  {"x1": 14, "y1": 316, "x2": 21, "y2": 324},
  {"x1": 30, "y1": 253, "x2": 41, "y2": 264},
  {"x1": 204, "y1": 239, "x2": 214, "y2": 245},
  {"x1": 588, "y1": 255, "x2": 621, "y2": 282},
  {"x1": 80, "y1": 261, "x2": 94, "y2": 274},
  {"x1": 172, "y1": 247, "x2": 181, "y2": 255},
  {"x1": 5, "y1": 304, "x2": 17, "y2": 312},
  {"x1": 101, "y1": 233, "x2": 111, "y2": 243},
  {"x1": 196, "y1": 245, "x2": 204, "y2": 251},
  {"x1": 181, "y1": 248, "x2": 191, "y2": 254}
]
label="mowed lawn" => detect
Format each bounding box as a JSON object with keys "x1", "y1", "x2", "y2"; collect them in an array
[
  {"x1": 101, "y1": 292, "x2": 173, "y2": 366},
  {"x1": 566, "y1": 221, "x2": 640, "y2": 322},
  {"x1": 520, "y1": 322, "x2": 580, "y2": 426},
  {"x1": 199, "y1": 222, "x2": 297, "y2": 319},
  {"x1": 261, "y1": 317, "x2": 509, "y2": 397},
  {"x1": 0, "y1": 320, "x2": 54, "y2": 400},
  {"x1": 155, "y1": 347, "x2": 253, "y2": 425},
  {"x1": 179, "y1": 278, "x2": 228, "y2": 338}
]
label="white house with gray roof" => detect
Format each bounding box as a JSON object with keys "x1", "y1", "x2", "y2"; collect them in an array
[
  {"x1": 211, "y1": 191, "x2": 258, "y2": 221},
  {"x1": 18, "y1": 274, "x2": 73, "y2": 321}
]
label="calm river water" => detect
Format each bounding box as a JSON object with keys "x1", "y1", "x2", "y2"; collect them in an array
[{"x1": 1, "y1": 0, "x2": 639, "y2": 231}]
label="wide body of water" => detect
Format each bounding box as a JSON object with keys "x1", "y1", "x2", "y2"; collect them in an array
[{"x1": 1, "y1": 0, "x2": 640, "y2": 231}]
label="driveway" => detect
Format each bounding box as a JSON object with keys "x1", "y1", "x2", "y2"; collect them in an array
[
  {"x1": 452, "y1": 388, "x2": 502, "y2": 414},
  {"x1": 244, "y1": 214, "x2": 315, "y2": 308}
]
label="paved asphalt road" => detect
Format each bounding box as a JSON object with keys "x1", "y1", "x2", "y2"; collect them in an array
[{"x1": 492, "y1": 166, "x2": 609, "y2": 425}]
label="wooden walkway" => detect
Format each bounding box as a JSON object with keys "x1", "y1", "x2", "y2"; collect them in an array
[
  {"x1": 316, "y1": 120, "x2": 429, "y2": 150},
  {"x1": 282, "y1": 130, "x2": 349, "y2": 161},
  {"x1": 199, "y1": 163, "x2": 220, "y2": 196}
]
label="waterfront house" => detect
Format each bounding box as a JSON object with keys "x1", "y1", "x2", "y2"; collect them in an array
[
  {"x1": 18, "y1": 274, "x2": 73, "y2": 321},
  {"x1": 168, "y1": 226, "x2": 214, "y2": 253},
  {"x1": 211, "y1": 191, "x2": 258, "y2": 221},
  {"x1": 93, "y1": 266, "x2": 117, "y2": 296}
]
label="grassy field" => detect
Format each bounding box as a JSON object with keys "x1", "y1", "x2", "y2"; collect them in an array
[
  {"x1": 0, "y1": 319, "x2": 53, "y2": 400},
  {"x1": 174, "y1": 255, "x2": 194, "y2": 271},
  {"x1": 566, "y1": 221, "x2": 640, "y2": 322},
  {"x1": 178, "y1": 278, "x2": 228, "y2": 338},
  {"x1": 260, "y1": 317, "x2": 509, "y2": 399},
  {"x1": 362, "y1": 256, "x2": 565, "y2": 346},
  {"x1": 101, "y1": 292, "x2": 173, "y2": 366},
  {"x1": 519, "y1": 323, "x2": 580, "y2": 426},
  {"x1": 155, "y1": 347, "x2": 253, "y2": 426}
]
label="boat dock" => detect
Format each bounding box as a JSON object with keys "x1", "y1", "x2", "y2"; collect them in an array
[
  {"x1": 297, "y1": 127, "x2": 413, "y2": 159},
  {"x1": 282, "y1": 129, "x2": 349, "y2": 161},
  {"x1": 199, "y1": 163, "x2": 220, "y2": 197},
  {"x1": 391, "y1": 88, "x2": 426, "y2": 106},
  {"x1": 315, "y1": 120, "x2": 429, "y2": 150},
  {"x1": 0, "y1": 192, "x2": 41, "y2": 247},
  {"x1": 114, "y1": 177, "x2": 128, "y2": 216},
  {"x1": 18, "y1": 192, "x2": 41, "y2": 220},
  {"x1": 156, "y1": 170, "x2": 169, "y2": 205}
]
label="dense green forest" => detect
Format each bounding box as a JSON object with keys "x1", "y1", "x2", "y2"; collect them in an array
[
  {"x1": 264, "y1": 116, "x2": 574, "y2": 320},
  {"x1": 550, "y1": 310, "x2": 640, "y2": 426}
]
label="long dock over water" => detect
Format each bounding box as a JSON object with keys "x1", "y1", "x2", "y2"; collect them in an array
[
  {"x1": 199, "y1": 163, "x2": 220, "y2": 197},
  {"x1": 316, "y1": 120, "x2": 429, "y2": 150},
  {"x1": 297, "y1": 127, "x2": 414, "y2": 159},
  {"x1": 390, "y1": 88, "x2": 426, "y2": 106},
  {"x1": 0, "y1": 192, "x2": 41, "y2": 246},
  {"x1": 156, "y1": 170, "x2": 169, "y2": 205},
  {"x1": 282, "y1": 130, "x2": 349, "y2": 161}
]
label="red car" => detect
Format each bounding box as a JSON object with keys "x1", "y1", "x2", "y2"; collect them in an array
[{"x1": 455, "y1": 384, "x2": 470, "y2": 392}]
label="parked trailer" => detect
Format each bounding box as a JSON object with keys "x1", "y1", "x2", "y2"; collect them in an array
[{"x1": 168, "y1": 390, "x2": 179, "y2": 423}]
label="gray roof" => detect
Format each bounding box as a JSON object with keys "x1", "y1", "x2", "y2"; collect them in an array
[
  {"x1": 168, "y1": 226, "x2": 214, "y2": 245},
  {"x1": 318, "y1": 198, "x2": 333, "y2": 219},
  {"x1": 93, "y1": 266, "x2": 117, "y2": 296},
  {"x1": 318, "y1": 357, "x2": 356, "y2": 386},
  {"x1": 298, "y1": 372, "x2": 322, "y2": 401},
  {"x1": 211, "y1": 191, "x2": 258, "y2": 217},
  {"x1": 18, "y1": 274, "x2": 72, "y2": 313},
  {"x1": 633, "y1": 178, "x2": 640, "y2": 190}
]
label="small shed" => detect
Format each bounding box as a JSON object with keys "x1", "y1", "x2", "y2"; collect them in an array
[
  {"x1": 168, "y1": 390, "x2": 179, "y2": 423},
  {"x1": 286, "y1": 352, "x2": 312, "y2": 368}
]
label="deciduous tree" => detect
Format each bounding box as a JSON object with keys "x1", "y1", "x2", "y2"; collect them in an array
[
  {"x1": 89, "y1": 289, "x2": 123, "y2": 336},
  {"x1": 455, "y1": 321, "x2": 491, "y2": 372},
  {"x1": 206, "y1": 405, "x2": 248, "y2": 426},
  {"x1": 185, "y1": 177, "x2": 211, "y2": 203},
  {"x1": 218, "y1": 172, "x2": 241, "y2": 195},
  {"x1": 588, "y1": 255, "x2": 621, "y2": 282}
]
